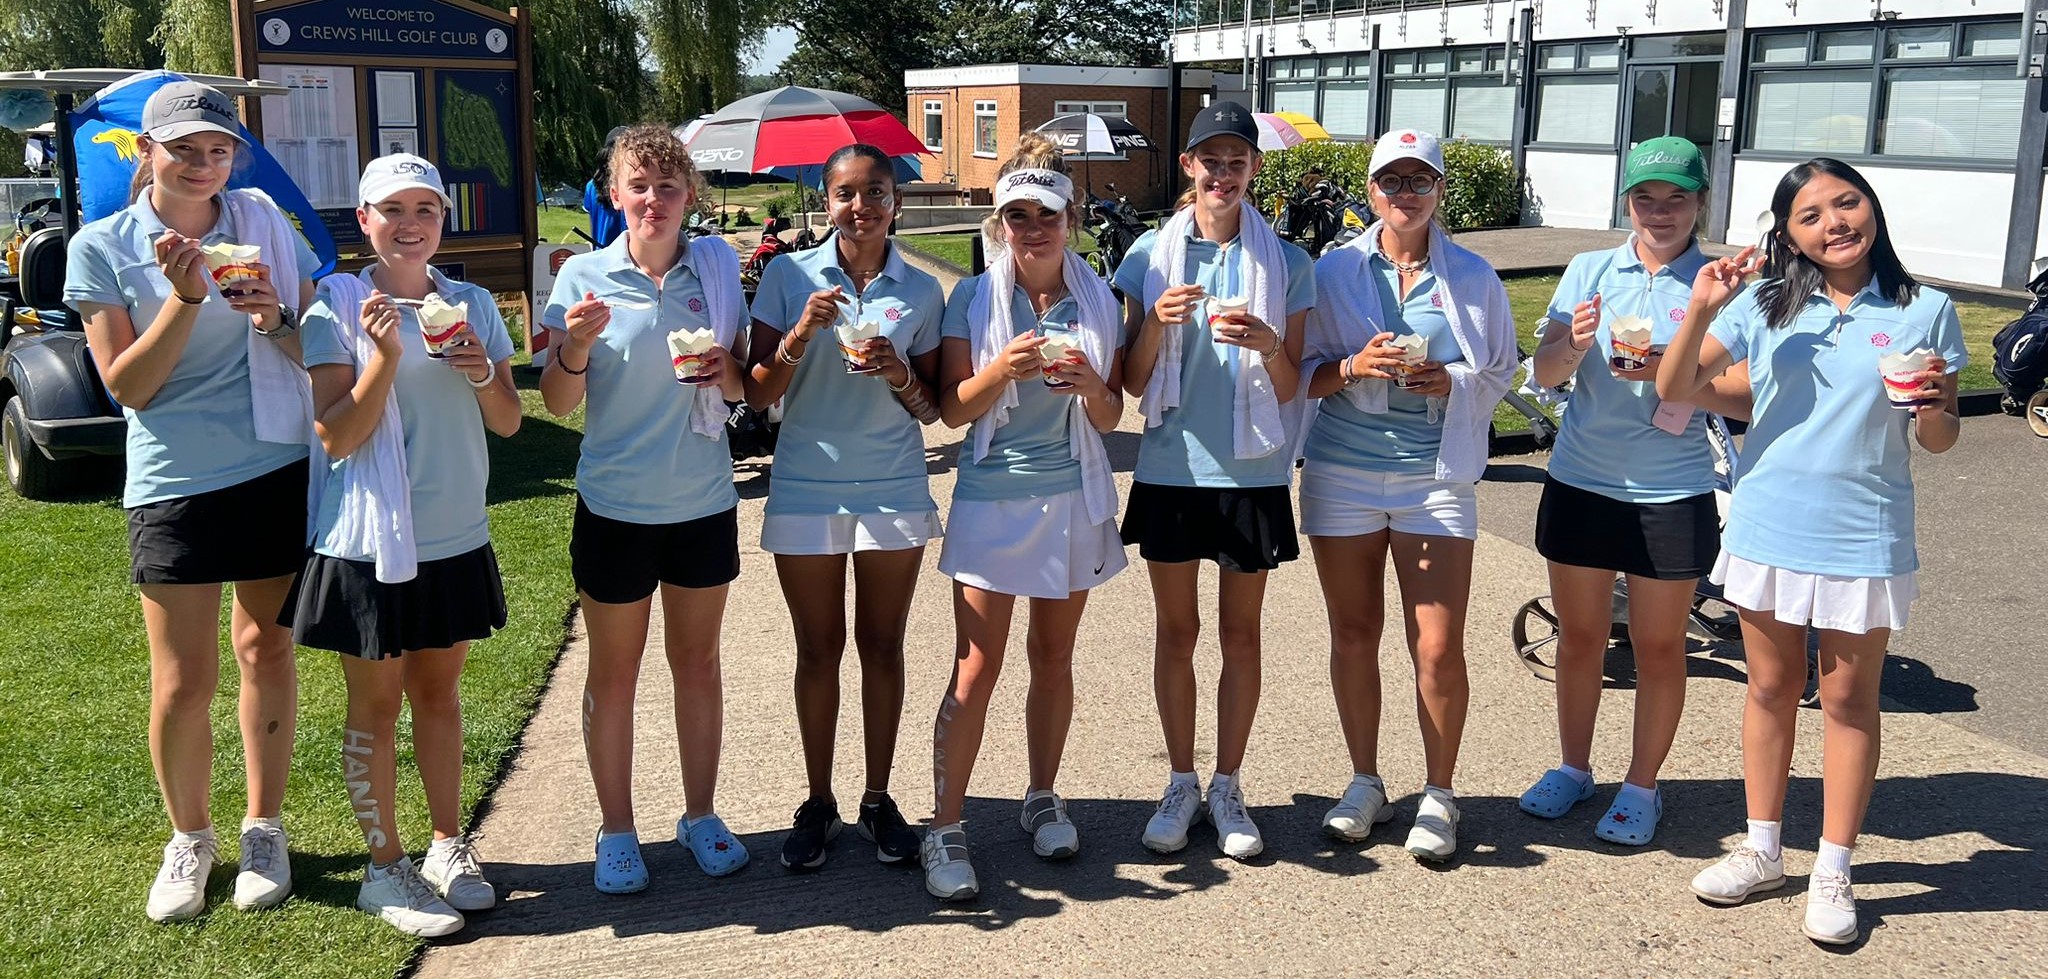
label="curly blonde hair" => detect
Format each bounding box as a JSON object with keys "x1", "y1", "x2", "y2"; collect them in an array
[
  {"x1": 982, "y1": 131, "x2": 1082, "y2": 251},
  {"x1": 608, "y1": 123, "x2": 708, "y2": 212}
]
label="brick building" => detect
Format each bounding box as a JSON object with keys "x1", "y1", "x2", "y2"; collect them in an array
[{"x1": 902, "y1": 64, "x2": 1233, "y2": 211}]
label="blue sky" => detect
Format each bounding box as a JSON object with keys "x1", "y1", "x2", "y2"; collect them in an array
[{"x1": 749, "y1": 26, "x2": 797, "y2": 74}]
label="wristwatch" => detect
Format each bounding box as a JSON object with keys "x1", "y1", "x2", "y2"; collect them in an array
[{"x1": 254, "y1": 306, "x2": 299, "y2": 340}]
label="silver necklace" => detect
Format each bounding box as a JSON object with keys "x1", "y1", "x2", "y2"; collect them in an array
[{"x1": 1379, "y1": 229, "x2": 1428, "y2": 274}]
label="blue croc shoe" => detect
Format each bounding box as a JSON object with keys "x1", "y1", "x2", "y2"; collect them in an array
[
  {"x1": 593, "y1": 830, "x2": 649, "y2": 894},
  {"x1": 1519, "y1": 768, "x2": 1596, "y2": 819},
  {"x1": 1593, "y1": 786, "x2": 1664, "y2": 846},
  {"x1": 679, "y1": 813, "x2": 750, "y2": 878}
]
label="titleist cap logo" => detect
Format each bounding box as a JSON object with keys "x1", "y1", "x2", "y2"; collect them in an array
[
  {"x1": 1003, "y1": 171, "x2": 1060, "y2": 189},
  {"x1": 166, "y1": 93, "x2": 234, "y2": 119}
]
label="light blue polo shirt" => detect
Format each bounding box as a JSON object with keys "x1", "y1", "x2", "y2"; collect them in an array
[
  {"x1": 1708, "y1": 283, "x2": 1967, "y2": 577},
  {"x1": 749, "y1": 235, "x2": 944, "y2": 516},
  {"x1": 1110, "y1": 225, "x2": 1316, "y2": 488},
  {"x1": 542, "y1": 235, "x2": 743, "y2": 525},
  {"x1": 1542, "y1": 239, "x2": 1717, "y2": 503},
  {"x1": 941, "y1": 274, "x2": 1114, "y2": 502},
  {"x1": 62, "y1": 197, "x2": 318, "y2": 507},
  {"x1": 301, "y1": 269, "x2": 513, "y2": 562},
  {"x1": 1303, "y1": 253, "x2": 1464, "y2": 475}
]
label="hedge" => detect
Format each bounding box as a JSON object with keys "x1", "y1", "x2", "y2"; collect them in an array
[{"x1": 1249, "y1": 139, "x2": 1521, "y2": 230}]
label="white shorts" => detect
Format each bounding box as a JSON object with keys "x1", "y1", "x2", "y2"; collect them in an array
[
  {"x1": 760, "y1": 510, "x2": 943, "y2": 556},
  {"x1": 1297, "y1": 461, "x2": 1478, "y2": 540},
  {"x1": 938, "y1": 491, "x2": 1127, "y2": 599},
  {"x1": 1711, "y1": 551, "x2": 1918, "y2": 635}
]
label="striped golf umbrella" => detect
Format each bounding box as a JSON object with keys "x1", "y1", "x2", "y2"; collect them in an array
[
  {"x1": 1034, "y1": 113, "x2": 1158, "y2": 157},
  {"x1": 1254, "y1": 112, "x2": 1333, "y2": 151},
  {"x1": 684, "y1": 86, "x2": 929, "y2": 173}
]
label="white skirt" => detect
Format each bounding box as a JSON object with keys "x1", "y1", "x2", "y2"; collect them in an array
[
  {"x1": 1710, "y1": 551, "x2": 1919, "y2": 635},
  {"x1": 1298, "y1": 461, "x2": 1478, "y2": 540},
  {"x1": 760, "y1": 510, "x2": 943, "y2": 556},
  {"x1": 938, "y1": 491, "x2": 1127, "y2": 599}
]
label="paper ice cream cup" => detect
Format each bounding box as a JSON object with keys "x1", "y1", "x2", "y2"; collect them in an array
[
  {"x1": 199, "y1": 242, "x2": 261, "y2": 292},
  {"x1": 836, "y1": 319, "x2": 882, "y2": 373},
  {"x1": 1038, "y1": 331, "x2": 1082, "y2": 390},
  {"x1": 1389, "y1": 334, "x2": 1429, "y2": 388},
  {"x1": 416, "y1": 294, "x2": 468, "y2": 358},
  {"x1": 667, "y1": 328, "x2": 718, "y2": 385},
  {"x1": 1206, "y1": 296, "x2": 1249, "y2": 332},
  {"x1": 1609, "y1": 315, "x2": 1655, "y2": 371},
  {"x1": 1879, "y1": 348, "x2": 1938, "y2": 409}
]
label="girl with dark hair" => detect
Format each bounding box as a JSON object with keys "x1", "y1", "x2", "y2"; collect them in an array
[
  {"x1": 64, "y1": 79, "x2": 321, "y2": 923},
  {"x1": 918, "y1": 133, "x2": 1126, "y2": 901},
  {"x1": 745, "y1": 142, "x2": 946, "y2": 874},
  {"x1": 1658, "y1": 158, "x2": 1964, "y2": 946}
]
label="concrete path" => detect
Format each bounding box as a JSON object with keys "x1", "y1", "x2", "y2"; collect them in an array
[{"x1": 414, "y1": 239, "x2": 2045, "y2": 978}]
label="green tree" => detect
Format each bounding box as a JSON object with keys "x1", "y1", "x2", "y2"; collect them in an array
[
  {"x1": 638, "y1": 0, "x2": 777, "y2": 121},
  {"x1": 156, "y1": 0, "x2": 237, "y2": 75},
  {"x1": 529, "y1": 0, "x2": 651, "y2": 184},
  {"x1": 0, "y1": 0, "x2": 163, "y2": 71}
]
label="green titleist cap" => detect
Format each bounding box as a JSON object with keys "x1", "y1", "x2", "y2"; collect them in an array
[{"x1": 1621, "y1": 136, "x2": 1707, "y2": 193}]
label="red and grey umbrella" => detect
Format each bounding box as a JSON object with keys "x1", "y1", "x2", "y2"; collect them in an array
[{"x1": 685, "y1": 86, "x2": 928, "y2": 173}]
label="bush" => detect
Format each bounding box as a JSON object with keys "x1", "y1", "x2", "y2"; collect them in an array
[{"x1": 1250, "y1": 139, "x2": 1521, "y2": 230}]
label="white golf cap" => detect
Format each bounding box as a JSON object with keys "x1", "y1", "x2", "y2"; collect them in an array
[
  {"x1": 994, "y1": 168, "x2": 1074, "y2": 212},
  {"x1": 359, "y1": 153, "x2": 453, "y2": 208},
  {"x1": 1369, "y1": 129, "x2": 1445, "y2": 176}
]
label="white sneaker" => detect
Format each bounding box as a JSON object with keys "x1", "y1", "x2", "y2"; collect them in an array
[
  {"x1": 357, "y1": 856, "x2": 465, "y2": 937},
  {"x1": 1140, "y1": 778, "x2": 1204, "y2": 854},
  {"x1": 420, "y1": 835, "x2": 497, "y2": 911},
  {"x1": 1207, "y1": 779, "x2": 1264, "y2": 860},
  {"x1": 233, "y1": 822, "x2": 292, "y2": 910},
  {"x1": 1689, "y1": 845, "x2": 1786, "y2": 905},
  {"x1": 146, "y1": 834, "x2": 218, "y2": 923},
  {"x1": 921, "y1": 824, "x2": 977, "y2": 901},
  {"x1": 1020, "y1": 790, "x2": 1079, "y2": 859},
  {"x1": 1323, "y1": 776, "x2": 1394, "y2": 841},
  {"x1": 1803, "y1": 869, "x2": 1860, "y2": 944},
  {"x1": 1405, "y1": 789, "x2": 1461, "y2": 862}
]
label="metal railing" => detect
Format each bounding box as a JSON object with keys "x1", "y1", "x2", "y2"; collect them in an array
[{"x1": 1175, "y1": 0, "x2": 1503, "y2": 31}]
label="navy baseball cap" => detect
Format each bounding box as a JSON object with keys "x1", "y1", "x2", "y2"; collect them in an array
[{"x1": 1186, "y1": 100, "x2": 1259, "y2": 152}]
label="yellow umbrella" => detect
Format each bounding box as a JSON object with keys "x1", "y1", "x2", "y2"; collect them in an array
[{"x1": 1273, "y1": 111, "x2": 1332, "y2": 142}]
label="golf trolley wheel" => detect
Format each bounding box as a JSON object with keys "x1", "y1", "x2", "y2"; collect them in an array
[
  {"x1": 1511, "y1": 595, "x2": 1562, "y2": 682},
  {"x1": 2028, "y1": 390, "x2": 2048, "y2": 438},
  {"x1": 1686, "y1": 592, "x2": 1744, "y2": 644}
]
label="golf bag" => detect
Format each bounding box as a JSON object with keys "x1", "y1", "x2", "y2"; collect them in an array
[{"x1": 1993, "y1": 269, "x2": 2048, "y2": 413}]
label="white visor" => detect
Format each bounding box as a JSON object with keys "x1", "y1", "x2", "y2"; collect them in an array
[{"x1": 995, "y1": 168, "x2": 1073, "y2": 212}]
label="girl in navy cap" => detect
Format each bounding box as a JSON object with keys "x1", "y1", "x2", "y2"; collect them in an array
[
  {"x1": 1111, "y1": 100, "x2": 1314, "y2": 862},
  {"x1": 63, "y1": 77, "x2": 321, "y2": 923}
]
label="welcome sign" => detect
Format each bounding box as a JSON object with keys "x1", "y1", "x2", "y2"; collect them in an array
[{"x1": 254, "y1": 0, "x2": 511, "y2": 60}]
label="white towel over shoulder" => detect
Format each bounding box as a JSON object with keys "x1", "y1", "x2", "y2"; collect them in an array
[
  {"x1": 678, "y1": 235, "x2": 743, "y2": 438},
  {"x1": 312, "y1": 270, "x2": 415, "y2": 583},
  {"x1": 1140, "y1": 201, "x2": 1289, "y2": 459},
  {"x1": 220, "y1": 188, "x2": 314, "y2": 447}
]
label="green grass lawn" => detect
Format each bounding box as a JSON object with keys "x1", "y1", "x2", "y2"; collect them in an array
[
  {"x1": 0, "y1": 366, "x2": 583, "y2": 978},
  {"x1": 539, "y1": 181, "x2": 794, "y2": 245}
]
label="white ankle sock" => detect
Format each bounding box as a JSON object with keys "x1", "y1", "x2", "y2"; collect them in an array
[
  {"x1": 1614, "y1": 781, "x2": 1658, "y2": 808},
  {"x1": 1745, "y1": 819, "x2": 1782, "y2": 860},
  {"x1": 1169, "y1": 769, "x2": 1199, "y2": 788},
  {"x1": 1558, "y1": 764, "x2": 1593, "y2": 787},
  {"x1": 1423, "y1": 784, "x2": 1455, "y2": 802},
  {"x1": 1350, "y1": 772, "x2": 1385, "y2": 793},
  {"x1": 171, "y1": 827, "x2": 215, "y2": 846},
  {"x1": 241, "y1": 816, "x2": 282, "y2": 833},
  {"x1": 1210, "y1": 771, "x2": 1237, "y2": 793},
  {"x1": 1815, "y1": 839, "x2": 1853, "y2": 878}
]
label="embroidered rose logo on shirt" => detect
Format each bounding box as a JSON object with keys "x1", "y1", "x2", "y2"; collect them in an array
[
  {"x1": 1669, "y1": 308, "x2": 1685, "y2": 322},
  {"x1": 687, "y1": 297, "x2": 705, "y2": 314},
  {"x1": 1871, "y1": 332, "x2": 1891, "y2": 348},
  {"x1": 1431, "y1": 292, "x2": 1444, "y2": 308},
  {"x1": 885, "y1": 307, "x2": 904, "y2": 321}
]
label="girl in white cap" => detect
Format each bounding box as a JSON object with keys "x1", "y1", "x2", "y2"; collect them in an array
[
  {"x1": 1660, "y1": 158, "x2": 1964, "y2": 946},
  {"x1": 1111, "y1": 100, "x2": 1314, "y2": 862},
  {"x1": 288, "y1": 153, "x2": 522, "y2": 936},
  {"x1": 918, "y1": 133, "x2": 1127, "y2": 901},
  {"x1": 1297, "y1": 129, "x2": 1517, "y2": 862},
  {"x1": 1519, "y1": 137, "x2": 1753, "y2": 848},
  {"x1": 63, "y1": 77, "x2": 321, "y2": 923}
]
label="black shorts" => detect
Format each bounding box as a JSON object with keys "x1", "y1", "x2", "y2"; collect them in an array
[
  {"x1": 570, "y1": 497, "x2": 740, "y2": 604},
  {"x1": 1118, "y1": 481, "x2": 1300, "y2": 573},
  {"x1": 282, "y1": 544, "x2": 508, "y2": 660},
  {"x1": 1534, "y1": 476, "x2": 1719, "y2": 581},
  {"x1": 127, "y1": 462, "x2": 309, "y2": 585}
]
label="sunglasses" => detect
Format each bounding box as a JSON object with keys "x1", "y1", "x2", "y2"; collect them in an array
[{"x1": 1373, "y1": 173, "x2": 1442, "y2": 197}]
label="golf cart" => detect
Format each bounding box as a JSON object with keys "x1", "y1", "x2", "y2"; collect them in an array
[{"x1": 0, "y1": 69, "x2": 286, "y2": 499}]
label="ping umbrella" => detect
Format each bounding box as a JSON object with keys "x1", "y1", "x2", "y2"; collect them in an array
[{"x1": 1033, "y1": 112, "x2": 1157, "y2": 157}]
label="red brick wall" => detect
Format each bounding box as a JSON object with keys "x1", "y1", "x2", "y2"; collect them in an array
[{"x1": 907, "y1": 80, "x2": 1212, "y2": 212}]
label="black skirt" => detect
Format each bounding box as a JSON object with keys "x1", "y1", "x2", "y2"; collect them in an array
[
  {"x1": 283, "y1": 543, "x2": 508, "y2": 660},
  {"x1": 1119, "y1": 481, "x2": 1300, "y2": 573},
  {"x1": 127, "y1": 461, "x2": 309, "y2": 585},
  {"x1": 1534, "y1": 476, "x2": 1719, "y2": 581}
]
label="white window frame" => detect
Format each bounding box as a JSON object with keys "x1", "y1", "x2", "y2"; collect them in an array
[
  {"x1": 922, "y1": 99, "x2": 944, "y2": 152},
  {"x1": 974, "y1": 99, "x2": 999, "y2": 158}
]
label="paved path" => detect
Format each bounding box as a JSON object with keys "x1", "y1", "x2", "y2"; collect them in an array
[{"x1": 414, "y1": 241, "x2": 2046, "y2": 978}]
